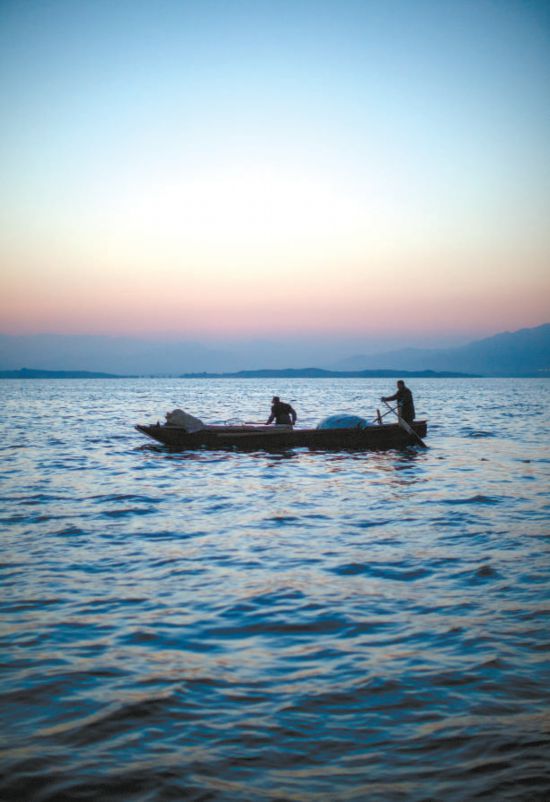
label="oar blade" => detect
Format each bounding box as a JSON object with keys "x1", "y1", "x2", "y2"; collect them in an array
[
  {"x1": 382, "y1": 400, "x2": 428, "y2": 448},
  {"x1": 397, "y1": 416, "x2": 428, "y2": 448}
]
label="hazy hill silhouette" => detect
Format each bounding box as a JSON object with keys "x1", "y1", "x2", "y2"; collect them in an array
[
  {"x1": 330, "y1": 324, "x2": 550, "y2": 377},
  {"x1": 0, "y1": 324, "x2": 548, "y2": 377}
]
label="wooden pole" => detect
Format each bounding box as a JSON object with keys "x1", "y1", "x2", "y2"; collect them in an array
[{"x1": 382, "y1": 400, "x2": 427, "y2": 448}]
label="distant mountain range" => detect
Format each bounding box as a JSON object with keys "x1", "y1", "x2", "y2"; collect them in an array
[
  {"x1": 0, "y1": 323, "x2": 548, "y2": 378},
  {"x1": 329, "y1": 324, "x2": 550, "y2": 378}
]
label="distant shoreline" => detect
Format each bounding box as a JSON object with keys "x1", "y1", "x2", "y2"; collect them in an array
[
  {"x1": 2, "y1": 367, "x2": 549, "y2": 380},
  {"x1": 0, "y1": 369, "x2": 129, "y2": 379},
  {"x1": 178, "y1": 368, "x2": 481, "y2": 379},
  {"x1": 1, "y1": 367, "x2": 484, "y2": 379}
]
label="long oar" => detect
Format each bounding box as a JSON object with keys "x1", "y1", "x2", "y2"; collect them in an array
[{"x1": 382, "y1": 400, "x2": 427, "y2": 448}]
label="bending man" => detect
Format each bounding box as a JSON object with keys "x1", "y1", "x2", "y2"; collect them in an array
[{"x1": 266, "y1": 396, "x2": 297, "y2": 426}]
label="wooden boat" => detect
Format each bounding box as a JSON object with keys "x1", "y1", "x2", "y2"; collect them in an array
[{"x1": 135, "y1": 419, "x2": 428, "y2": 452}]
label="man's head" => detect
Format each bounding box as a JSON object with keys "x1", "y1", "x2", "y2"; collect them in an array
[
  {"x1": 397, "y1": 380, "x2": 405, "y2": 389},
  {"x1": 272, "y1": 396, "x2": 280, "y2": 404}
]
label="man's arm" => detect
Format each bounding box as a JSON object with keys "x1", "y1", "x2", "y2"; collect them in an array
[{"x1": 290, "y1": 406, "x2": 297, "y2": 425}]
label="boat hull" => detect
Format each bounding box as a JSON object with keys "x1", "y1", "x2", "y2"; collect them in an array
[{"x1": 135, "y1": 421, "x2": 428, "y2": 452}]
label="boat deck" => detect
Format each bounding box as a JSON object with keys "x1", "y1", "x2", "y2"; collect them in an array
[{"x1": 135, "y1": 420, "x2": 428, "y2": 452}]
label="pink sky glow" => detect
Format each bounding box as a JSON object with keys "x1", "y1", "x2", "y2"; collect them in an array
[{"x1": 1, "y1": 1, "x2": 549, "y2": 349}]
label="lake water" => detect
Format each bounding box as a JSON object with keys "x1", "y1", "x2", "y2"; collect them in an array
[{"x1": 1, "y1": 378, "x2": 549, "y2": 801}]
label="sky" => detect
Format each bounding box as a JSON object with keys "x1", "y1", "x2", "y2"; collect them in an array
[{"x1": 1, "y1": 0, "x2": 549, "y2": 351}]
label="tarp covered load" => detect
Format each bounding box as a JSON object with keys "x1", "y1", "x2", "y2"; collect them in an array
[
  {"x1": 165, "y1": 409, "x2": 204, "y2": 432},
  {"x1": 317, "y1": 414, "x2": 368, "y2": 430}
]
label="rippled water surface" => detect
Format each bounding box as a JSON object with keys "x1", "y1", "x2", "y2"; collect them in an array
[{"x1": 1, "y1": 378, "x2": 549, "y2": 801}]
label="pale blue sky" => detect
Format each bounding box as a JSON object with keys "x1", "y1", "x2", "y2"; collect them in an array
[{"x1": 1, "y1": 0, "x2": 549, "y2": 342}]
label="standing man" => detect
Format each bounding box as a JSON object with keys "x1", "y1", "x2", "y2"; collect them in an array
[
  {"x1": 381, "y1": 380, "x2": 415, "y2": 424},
  {"x1": 266, "y1": 396, "x2": 297, "y2": 426}
]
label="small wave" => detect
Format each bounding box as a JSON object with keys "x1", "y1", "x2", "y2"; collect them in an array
[
  {"x1": 89, "y1": 493, "x2": 159, "y2": 504},
  {"x1": 51, "y1": 525, "x2": 87, "y2": 537},
  {"x1": 101, "y1": 506, "x2": 155, "y2": 518},
  {"x1": 476, "y1": 564, "x2": 497, "y2": 578},
  {"x1": 331, "y1": 562, "x2": 431, "y2": 581},
  {"x1": 439, "y1": 494, "x2": 504, "y2": 506},
  {"x1": 461, "y1": 428, "x2": 497, "y2": 438},
  {"x1": 263, "y1": 514, "x2": 300, "y2": 525},
  {"x1": 356, "y1": 518, "x2": 392, "y2": 529},
  {"x1": 42, "y1": 695, "x2": 179, "y2": 747}
]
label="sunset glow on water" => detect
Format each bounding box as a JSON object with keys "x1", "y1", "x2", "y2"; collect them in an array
[{"x1": 0, "y1": 377, "x2": 549, "y2": 800}]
